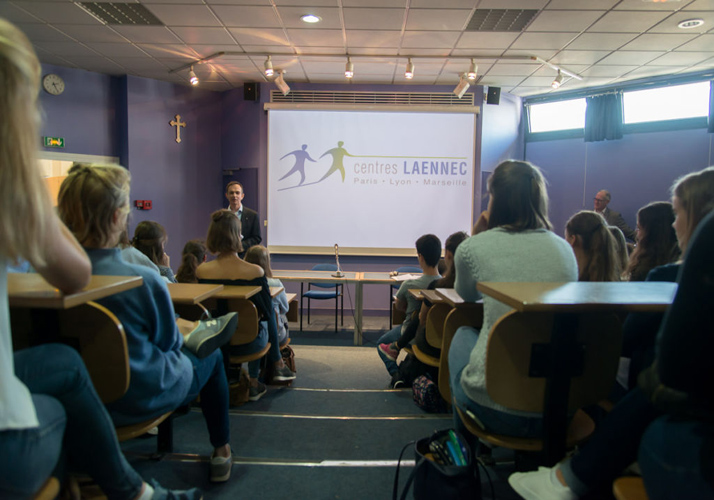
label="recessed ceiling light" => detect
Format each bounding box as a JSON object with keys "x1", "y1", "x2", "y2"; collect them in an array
[
  {"x1": 301, "y1": 14, "x2": 321, "y2": 24},
  {"x1": 678, "y1": 18, "x2": 704, "y2": 29}
]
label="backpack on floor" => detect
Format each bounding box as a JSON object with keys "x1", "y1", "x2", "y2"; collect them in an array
[{"x1": 412, "y1": 372, "x2": 447, "y2": 413}]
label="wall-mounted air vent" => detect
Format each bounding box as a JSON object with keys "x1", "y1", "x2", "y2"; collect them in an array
[
  {"x1": 78, "y1": 2, "x2": 163, "y2": 25},
  {"x1": 466, "y1": 9, "x2": 539, "y2": 32},
  {"x1": 270, "y1": 90, "x2": 474, "y2": 106}
]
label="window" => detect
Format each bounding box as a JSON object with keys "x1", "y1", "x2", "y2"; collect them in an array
[
  {"x1": 528, "y1": 99, "x2": 586, "y2": 133},
  {"x1": 623, "y1": 81, "x2": 710, "y2": 124}
]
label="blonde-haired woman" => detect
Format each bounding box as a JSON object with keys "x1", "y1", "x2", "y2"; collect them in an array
[
  {"x1": 58, "y1": 163, "x2": 236, "y2": 485},
  {"x1": 0, "y1": 19, "x2": 200, "y2": 499}
]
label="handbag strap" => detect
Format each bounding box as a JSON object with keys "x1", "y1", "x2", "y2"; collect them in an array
[{"x1": 393, "y1": 440, "x2": 415, "y2": 500}]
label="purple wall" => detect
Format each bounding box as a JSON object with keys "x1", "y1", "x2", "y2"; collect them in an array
[
  {"x1": 125, "y1": 76, "x2": 224, "y2": 262},
  {"x1": 526, "y1": 127, "x2": 713, "y2": 237},
  {"x1": 39, "y1": 63, "x2": 117, "y2": 157}
]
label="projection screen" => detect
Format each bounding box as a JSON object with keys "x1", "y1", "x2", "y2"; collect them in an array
[{"x1": 267, "y1": 106, "x2": 477, "y2": 256}]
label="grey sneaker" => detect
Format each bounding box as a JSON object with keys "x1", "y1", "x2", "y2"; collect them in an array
[
  {"x1": 150, "y1": 479, "x2": 203, "y2": 499},
  {"x1": 210, "y1": 453, "x2": 232, "y2": 483},
  {"x1": 184, "y1": 312, "x2": 238, "y2": 359},
  {"x1": 249, "y1": 382, "x2": 267, "y2": 401},
  {"x1": 273, "y1": 364, "x2": 296, "y2": 382}
]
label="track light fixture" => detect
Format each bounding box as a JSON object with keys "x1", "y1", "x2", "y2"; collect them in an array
[
  {"x1": 345, "y1": 57, "x2": 354, "y2": 79},
  {"x1": 188, "y1": 66, "x2": 198, "y2": 86},
  {"x1": 467, "y1": 59, "x2": 478, "y2": 80},
  {"x1": 453, "y1": 74, "x2": 470, "y2": 99},
  {"x1": 274, "y1": 71, "x2": 290, "y2": 96},
  {"x1": 264, "y1": 55, "x2": 274, "y2": 77},
  {"x1": 551, "y1": 69, "x2": 563, "y2": 89},
  {"x1": 405, "y1": 58, "x2": 414, "y2": 80}
]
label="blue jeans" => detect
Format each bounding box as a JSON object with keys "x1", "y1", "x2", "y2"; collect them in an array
[
  {"x1": 448, "y1": 326, "x2": 542, "y2": 439},
  {"x1": 180, "y1": 348, "x2": 230, "y2": 449},
  {"x1": 0, "y1": 344, "x2": 143, "y2": 500},
  {"x1": 377, "y1": 326, "x2": 402, "y2": 376},
  {"x1": 639, "y1": 415, "x2": 714, "y2": 500}
]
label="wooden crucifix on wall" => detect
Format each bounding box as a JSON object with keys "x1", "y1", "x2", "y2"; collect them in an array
[{"x1": 169, "y1": 114, "x2": 186, "y2": 143}]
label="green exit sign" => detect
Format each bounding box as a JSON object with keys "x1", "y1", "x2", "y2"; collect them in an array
[{"x1": 43, "y1": 136, "x2": 65, "y2": 148}]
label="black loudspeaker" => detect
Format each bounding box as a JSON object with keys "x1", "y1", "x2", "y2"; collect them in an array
[
  {"x1": 244, "y1": 82, "x2": 259, "y2": 101},
  {"x1": 486, "y1": 86, "x2": 501, "y2": 105}
]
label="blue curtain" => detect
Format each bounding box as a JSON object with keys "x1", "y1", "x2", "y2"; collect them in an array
[
  {"x1": 584, "y1": 93, "x2": 624, "y2": 142},
  {"x1": 707, "y1": 80, "x2": 714, "y2": 134}
]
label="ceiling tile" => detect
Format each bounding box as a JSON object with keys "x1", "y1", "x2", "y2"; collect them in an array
[
  {"x1": 675, "y1": 34, "x2": 714, "y2": 52},
  {"x1": 348, "y1": 47, "x2": 400, "y2": 56},
  {"x1": 683, "y1": 0, "x2": 714, "y2": 9},
  {"x1": 400, "y1": 48, "x2": 453, "y2": 56},
  {"x1": 545, "y1": 0, "x2": 618, "y2": 9},
  {"x1": 240, "y1": 45, "x2": 295, "y2": 55},
  {"x1": 510, "y1": 32, "x2": 577, "y2": 50},
  {"x1": 503, "y1": 49, "x2": 557, "y2": 60},
  {"x1": 566, "y1": 32, "x2": 637, "y2": 50},
  {"x1": 580, "y1": 65, "x2": 638, "y2": 77},
  {"x1": 189, "y1": 45, "x2": 242, "y2": 57},
  {"x1": 210, "y1": 5, "x2": 281, "y2": 28},
  {"x1": 228, "y1": 28, "x2": 290, "y2": 46},
  {"x1": 91, "y1": 42, "x2": 148, "y2": 58},
  {"x1": 486, "y1": 62, "x2": 539, "y2": 76},
  {"x1": 275, "y1": 6, "x2": 341, "y2": 29},
  {"x1": 597, "y1": 50, "x2": 665, "y2": 65},
  {"x1": 110, "y1": 56, "x2": 168, "y2": 70},
  {"x1": 477, "y1": 0, "x2": 549, "y2": 8},
  {"x1": 449, "y1": 48, "x2": 501, "y2": 58},
  {"x1": 526, "y1": 10, "x2": 605, "y2": 33},
  {"x1": 477, "y1": 76, "x2": 525, "y2": 86},
  {"x1": 616, "y1": 65, "x2": 676, "y2": 80},
  {"x1": 406, "y1": 9, "x2": 471, "y2": 31},
  {"x1": 34, "y1": 41, "x2": 99, "y2": 57},
  {"x1": 648, "y1": 51, "x2": 713, "y2": 66},
  {"x1": 286, "y1": 29, "x2": 344, "y2": 46},
  {"x1": 143, "y1": 0, "x2": 206, "y2": 4},
  {"x1": 15, "y1": 2, "x2": 102, "y2": 24},
  {"x1": 112, "y1": 26, "x2": 182, "y2": 44},
  {"x1": 36, "y1": 53, "x2": 77, "y2": 67},
  {"x1": 521, "y1": 76, "x2": 559, "y2": 87},
  {"x1": 346, "y1": 30, "x2": 401, "y2": 47},
  {"x1": 137, "y1": 43, "x2": 197, "y2": 58},
  {"x1": 15, "y1": 23, "x2": 74, "y2": 42},
  {"x1": 274, "y1": 0, "x2": 338, "y2": 5},
  {"x1": 0, "y1": 3, "x2": 44, "y2": 24},
  {"x1": 649, "y1": 11, "x2": 714, "y2": 34},
  {"x1": 65, "y1": 57, "x2": 126, "y2": 74},
  {"x1": 587, "y1": 11, "x2": 670, "y2": 33},
  {"x1": 170, "y1": 27, "x2": 236, "y2": 45},
  {"x1": 456, "y1": 32, "x2": 519, "y2": 49},
  {"x1": 402, "y1": 31, "x2": 461, "y2": 48},
  {"x1": 145, "y1": 4, "x2": 220, "y2": 26},
  {"x1": 341, "y1": 0, "x2": 404, "y2": 6},
  {"x1": 614, "y1": 0, "x2": 684, "y2": 10},
  {"x1": 343, "y1": 8, "x2": 405, "y2": 30},
  {"x1": 550, "y1": 50, "x2": 611, "y2": 65},
  {"x1": 621, "y1": 33, "x2": 699, "y2": 51}
]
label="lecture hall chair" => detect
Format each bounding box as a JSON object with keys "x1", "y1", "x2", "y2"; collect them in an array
[{"x1": 301, "y1": 263, "x2": 343, "y2": 332}]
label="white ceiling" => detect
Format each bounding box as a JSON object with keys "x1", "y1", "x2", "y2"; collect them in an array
[{"x1": 3, "y1": 0, "x2": 714, "y2": 96}]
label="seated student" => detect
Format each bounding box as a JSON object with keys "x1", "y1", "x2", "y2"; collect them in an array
[
  {"x1": 626, "y1": 201, "x2": 680, "y2": 282},
  {"x1": 132, "y1": 221, "x2": 177, "y2": 283},
  {"x1": 244, "y1": 245, "x2": 290, "y2": 346},
  {"x1": 565, "y1": 210, "x2": 621, "y2": 281},
  {"x1": 508, "y1": 166, "x2": 714, "y2": 500},
  {"x1": 196, "y1": 210, "x2": 296, "y2": 402},
  {"x1": 176, "y1": 239, "x2": 207, "y2": 284},
  {"x1": 608, "y1": 226, "x2": 629, "y2": 279},
  {"x1": 0, "y1": 19, "x2": 199, "y2": 499},
  {"x1": 620, "y1": 168, "x2": 714, "y2": 390},
  {"x1": 449, "y1": 160, "x2": 578, "y2": 439},
  {"x1": 377, "y1": 234, "x2": 442, "y2": 387},
  {"x1": 57, "y1": 164, "x2": 238, "y2": 483},
  {"x1": 384, "y1": 231, "x2": 468, "y2": 360}
]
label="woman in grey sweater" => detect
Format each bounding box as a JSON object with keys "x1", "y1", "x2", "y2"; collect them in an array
[{"x1": 449, "y1": 160, "x2": 578, "y2": 438}]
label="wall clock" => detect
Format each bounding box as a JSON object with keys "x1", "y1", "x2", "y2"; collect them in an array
[{"x1": 42, "y1": 74, "x2": 65, "y2": 95}]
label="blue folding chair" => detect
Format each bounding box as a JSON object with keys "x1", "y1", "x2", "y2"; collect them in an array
[
  {"x1": 301, "y1": 264, "x2": 344, "y2": 332},
  {"x1": 389, "y1": 265, "x2": 422, "y2": 326}
]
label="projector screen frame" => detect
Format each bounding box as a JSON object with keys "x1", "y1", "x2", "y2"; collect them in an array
[{"x1": 265, "y1": 103, "x2": 479, "y2": 257}]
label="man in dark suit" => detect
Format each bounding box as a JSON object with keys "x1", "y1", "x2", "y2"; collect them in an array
[
  {"x1": 594, "y1": 189, "x2": 636, "y2": 242},
  {"x1": 225, "y1": 181, "x2": 261, "y2": 257}
]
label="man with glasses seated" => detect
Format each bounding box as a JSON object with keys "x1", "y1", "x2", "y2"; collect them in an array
[{"x1": 594, "y1": 189, "x2": 635, "y2": 242}]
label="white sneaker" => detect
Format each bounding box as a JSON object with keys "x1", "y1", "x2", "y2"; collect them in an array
[{"x1": 508, "y1": 466, "x2": 577, "y2": 500}]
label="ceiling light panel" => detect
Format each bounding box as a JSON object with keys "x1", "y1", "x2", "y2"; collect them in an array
[
  {"x1": 465, "y1": 9, "x2": 539, "y2": 32},
  {"x1": 78, "y1": 3, "x2": 163, "y2": 25}
]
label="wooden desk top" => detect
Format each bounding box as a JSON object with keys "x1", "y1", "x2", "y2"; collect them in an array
[
  {"x1": 273, "y1": 270, "x2": 360, "y2": 282},
  {"x1": 421, "y1": 289, "x2": 446, "y2": 303},
  {"x1": 211, "y1": 285, "x2": 261, "y2": 300},
  {"x1": 8, "y1": 274, "x2": 143, "y2": 309},
  {"x1": 269, "y1": 286, "x2": 284, "y2": 298},
  {"x1": 408, "y1": 289, "x2": 425, "y2": 300},
  {"x1": 476, "y1": 282, "x2": 678, "y2": 313},
  {"x1": 435, "y1": 288, "x2": 466, "y2": 307},
  {"x1": 360, "y1": 271, "x2": 423, "y2": 284},
  {"x1": 167, "y1": 283, "x2": 224, "y2": 305}
]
